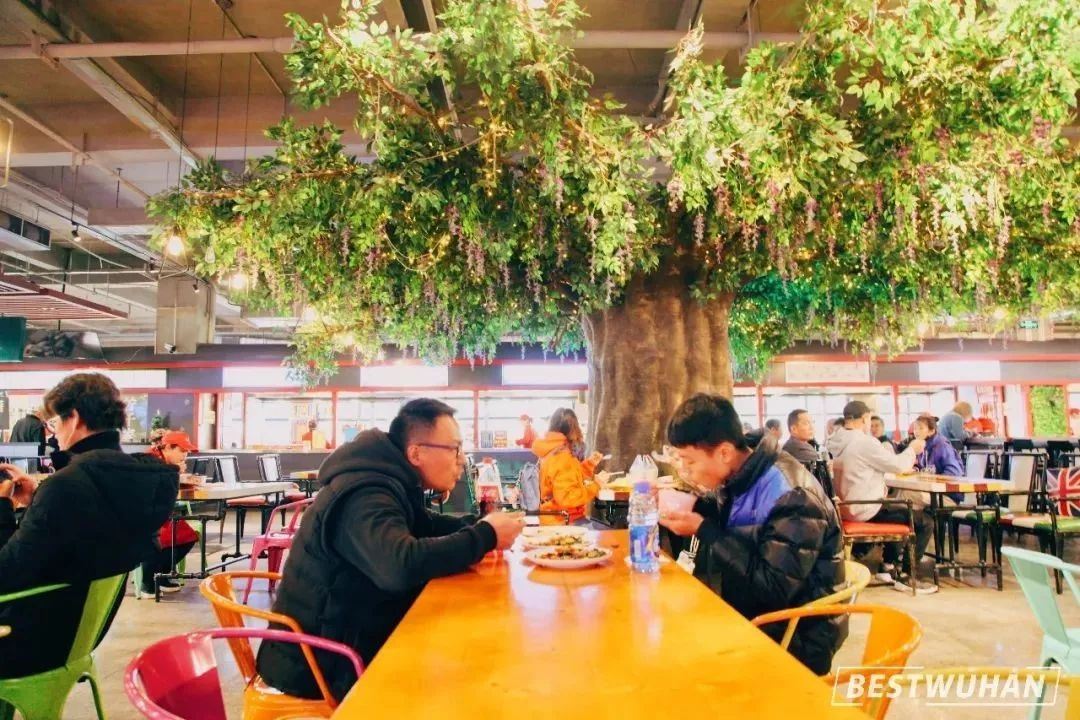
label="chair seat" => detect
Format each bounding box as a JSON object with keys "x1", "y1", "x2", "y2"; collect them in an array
[
  {"x1": 244, "y1": 675, "x2": 333, "y2": 718},
  {"x1": 842, "y1": 521, "x2": 913, "y2": 537},
  {"x1": 951, "y1": 509, "x2": 1009, "y2": 521},
  {"x1": 1004, "y1": 515, "x2": 1080, "y2": 532}
]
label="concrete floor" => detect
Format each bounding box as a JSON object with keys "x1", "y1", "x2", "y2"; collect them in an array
[{"x1": 26, "y1": 519, "x2": 1080, "y2": 720}]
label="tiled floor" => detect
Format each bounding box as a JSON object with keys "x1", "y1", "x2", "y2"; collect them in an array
[{"x1": 25, "y1": 519, "x2": 1080, "y2": 719}]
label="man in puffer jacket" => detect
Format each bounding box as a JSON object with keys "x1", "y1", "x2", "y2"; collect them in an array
[{"x1": 659, "y1": 394, "x2": 847, "y2": 675}]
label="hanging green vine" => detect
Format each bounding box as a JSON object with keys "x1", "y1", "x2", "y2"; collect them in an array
[{"x1": 148, "y1": 0, "x2": 1079, "y2": 386}]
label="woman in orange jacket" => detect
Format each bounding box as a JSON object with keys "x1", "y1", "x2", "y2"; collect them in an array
[{"x1": 532, "y1": 408, "x2": 605, "y2": 525}]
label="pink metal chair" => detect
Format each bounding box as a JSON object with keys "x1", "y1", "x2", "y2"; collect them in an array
[
  {"x1": 124, "y1": 627, "x2": 363, "y2": 720},
  {"x1": 242, "y1": 497, "x2": 313, "y2": 602}
]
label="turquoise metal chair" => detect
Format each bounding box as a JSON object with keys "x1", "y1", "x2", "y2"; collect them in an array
[
  {"x1": 0, "y1": 573, "x2": 127, "y2": 720},
  {"x1": 1002, "y1": 546, "x2": 1080, "y2": 719}
]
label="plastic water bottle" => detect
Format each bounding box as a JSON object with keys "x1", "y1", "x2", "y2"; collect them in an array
[{"x1": 629, "y1": 480, "x2": 660, "y2": 574}]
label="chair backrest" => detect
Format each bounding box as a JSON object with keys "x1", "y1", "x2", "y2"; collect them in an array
[
  {"x1": 186, "y1": 456, "x2": 221, "y2": 483},
  {"x1": 198, "y1": 571, "x2": 336, "y2": 705},
  {"x1": 751, "y1": 603, "x2": 922, "y2": 714},
  {"x1": 70, "y1": 573, "x2": 128, "y2": 663},
  {"x1": 776, "y1": 561, "x2": 872, "y2": 648},
  {"x1": 1002, "y1": 546, "x2": 1080, "y2": 650},
  {"x1": 860, "y1": 667, "x2": 1078, "y2": 720},
  {"x1": 1046, "y1": 468, "x2": 1080, "y2": 518},
  {"x1": 265, "y1": 497, "x2": 314, "y2": 535},
  {"x1": 125, "y1": 628, "x2": 364, "y2": 720},
  {"x1": 1003, "y1": 451, "x2": 1044, "y2": 511},
  {"x1": 256, "y1": 454, "x2": 282, "y2": 483},
  {"x1": 216, "y1": 456, "x2": 240, "y2": 484},
  {"x1": 517, "y1": 462, "x2": 541, "y2": 512}
]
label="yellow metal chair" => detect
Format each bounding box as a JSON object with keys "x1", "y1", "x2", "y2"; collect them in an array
[
  {"x1": 768, "y1": 560, "x2": 872, "y2": 649},
  {"x1": 199, "y1": 571, "x2": 343, "y2": 719},
  {"x1": 865, "y1": 667, "x2": 1079, "y2": 719},
  {"x1": 752, "y1": 604, "x2": 922, "y2": 717}
]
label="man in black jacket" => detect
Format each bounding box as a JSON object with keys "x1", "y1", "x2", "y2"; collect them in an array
[
  {"x1": 257, "y1": 398, "x2": 526, "y2": 701},
  {"x1": 0, "y1": 373, "x2": 179, "y2": 678},
  {"x1": 659, "y1": 394, "x2": 847, "y2": 675}
]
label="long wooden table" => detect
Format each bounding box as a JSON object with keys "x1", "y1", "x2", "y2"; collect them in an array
[{"x1": 335, "y1": 531, "x2": 865, "y2": 718}]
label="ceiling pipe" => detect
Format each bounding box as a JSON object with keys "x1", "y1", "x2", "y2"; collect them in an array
[
  {"x1": 0, "y1": 31, "x2": 801, "y2": 61},
  {"x1": 0, "y1": 97, "x2": 150, "y2": 200}
]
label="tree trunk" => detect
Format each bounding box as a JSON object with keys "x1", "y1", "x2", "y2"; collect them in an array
[{"x1": 582, "y1": 265, "x2": 734, "y2": 472}]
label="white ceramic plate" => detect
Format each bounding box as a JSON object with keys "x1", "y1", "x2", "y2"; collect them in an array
[{"x1": 526, "y1": 546, "x2": 613, "y2": 570}]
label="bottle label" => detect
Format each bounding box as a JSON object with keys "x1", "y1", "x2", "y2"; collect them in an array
[{"x1": 629, "y1": 523, "x2": 658, "y2": 564}]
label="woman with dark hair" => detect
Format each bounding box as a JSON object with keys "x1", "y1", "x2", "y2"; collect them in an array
[
  {"x1": 913, "y1": 415, "x2": 965, "y2": 502},
  {"x1": 0, "y1": 372, "x2": 177, "y2": 678},
  {"x1": 531, "y1": 408, "x2": 605, "y2": 525}
]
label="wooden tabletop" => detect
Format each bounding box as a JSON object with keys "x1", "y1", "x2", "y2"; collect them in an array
[
  {"x1": 177, "y1": 481, "x2": 296, "y2": 501},
  {"x1": 334, "y1": 531, "x2": 866, "y2": 719},
  {"x1": 288, "y1": 470, "x2": 319, "y2": 480},
  {"x1": 885, "y1": 473, "x2": 1012, "y2": 494}
]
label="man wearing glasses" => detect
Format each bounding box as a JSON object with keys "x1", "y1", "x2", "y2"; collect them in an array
[
  {"x1": 0, "y1": 373, "x2": 178, "y2": 679},
  {"x1": 259, "y1": 397, "x2": 525, "y2": 701}
]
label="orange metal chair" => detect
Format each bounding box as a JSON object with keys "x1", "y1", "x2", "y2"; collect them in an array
[
  {"x1": 199, "y1": 571, "x2": 351, "y2": 719},
  {"x1": 751, "y1": 604, "x2": 922, "y2": 718}
]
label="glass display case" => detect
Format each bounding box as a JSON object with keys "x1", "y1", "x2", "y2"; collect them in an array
[
  {"x1": 335, "y1": 391, "x2": 475, "y2": 448},
  {"x1": 476, "y1": 389, "x2": 584, "y2": 450},
  {"x1": 242, "y1": 392, "x2": 334, "y2": 449}
]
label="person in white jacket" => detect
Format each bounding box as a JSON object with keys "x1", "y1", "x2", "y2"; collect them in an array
[{"x1": 827, "y1": 401, "x2": 935, "y2": 594}]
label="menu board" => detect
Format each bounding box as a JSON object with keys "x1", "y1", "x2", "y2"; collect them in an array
[{"x1": 784, "y1": 361, "x2": 871, "y2": 384}]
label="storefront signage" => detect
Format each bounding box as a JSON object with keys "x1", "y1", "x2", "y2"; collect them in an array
[
  {"x1": 784, "y1": 362, "x2": 870, "y2": 384},
  {"x1": 1018, "y1": 319, "x2": 1039, "y2": 330}
]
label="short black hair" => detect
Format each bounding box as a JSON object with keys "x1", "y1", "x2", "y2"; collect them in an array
[
  {"x1": 667, "y1": 394, "x2": 748, "y2": 451},
  {"x1": 388, "y1": 398, "x2": 456, "y2": 450},
  {"x1": 787, "y1": 408, "x2": 808, "y2": 431},
  {"x1": 44, "y1": 373, "x2": 127, "y2": 431},
  {"x1": 871, "y1": 415, "x2": 884, "y2": 424},
  {"x1": 765, "y1": 418, "x2": 781, "y2": 431}
]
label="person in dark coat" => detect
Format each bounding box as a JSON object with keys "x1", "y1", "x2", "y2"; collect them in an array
[
  {"x1": 659, "y1": 394, "x2": 848, "y2": 676},
  {"x1": 9, "y1": 410, "x2": 45, "y2": 444},
  {"x1": 257, "y1": 398, "x2": 526, "y2": 701},
  {"x1": 0, "y1": 373, "x2": 179, "y2": 678},
  {"x1": 782, "y1": 408, "x2": 821, "y2": 465}
]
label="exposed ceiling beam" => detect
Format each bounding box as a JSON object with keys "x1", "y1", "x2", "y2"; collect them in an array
[
  {"x1": 0, "y1": 31, "x2": 804, "y2": 60},
  {"x1": 0, "y1": 0, "x2": 201, "y2": 168},
  {"x1": 0, "y1": 96, "x2": 149, "y2": 200},
  {"x1": 648, "y1": 0, "x2": 704, "y2": 117}
]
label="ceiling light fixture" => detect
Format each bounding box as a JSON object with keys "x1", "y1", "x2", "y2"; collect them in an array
[
  {"x1": 165, "y1": 232, "x2": 186, "y2": 257},
  {"x1": 71, "y1": 224, "x2": 82, "y2": 242}
]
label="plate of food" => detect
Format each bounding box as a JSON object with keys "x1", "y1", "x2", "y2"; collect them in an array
[
  {"x1": 519, "y1": 525, "x2": 589, "y2": 550},
  {"x1": 526, "y1": 546, "x2": 613, "y2": 570}
]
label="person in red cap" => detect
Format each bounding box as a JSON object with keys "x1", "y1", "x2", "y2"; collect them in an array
[{"x1": 145, "y1": 430, "x2": 200, "y2": 594}]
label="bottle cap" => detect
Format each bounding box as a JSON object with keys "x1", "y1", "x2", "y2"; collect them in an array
[{"x1": 633, "y1": 481, "x2": 652, "y2": 494}]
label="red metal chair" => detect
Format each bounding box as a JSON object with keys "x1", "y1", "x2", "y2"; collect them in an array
[
  {"x1": 124, "y1": 627, "x2": 363, "y2": 720},
  {"x1": 242, "y1": 497, "x2": 313, "y2": 602},
  {"x1": 835, "y1": 498, "x2": 919, "y2": 596}
]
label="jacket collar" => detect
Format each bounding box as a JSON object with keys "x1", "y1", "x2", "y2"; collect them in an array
[
  {"x1": 51, "y1": 430, "x2": 121, "y2": 470},
  {"x1": 725, "y1": 435, "x2": 780, "y2": 498}
]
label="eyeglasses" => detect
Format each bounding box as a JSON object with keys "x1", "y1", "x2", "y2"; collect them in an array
[
  {"x1": 417, "y1": 442, "x2": 464, "y2": 456},
  {"x1": 45, "y1": 415, "x2": 62, "y2": 432}
]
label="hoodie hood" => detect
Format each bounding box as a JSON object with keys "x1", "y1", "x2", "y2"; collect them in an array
[
  {"x1": 71, "y1": 450, "x2": 180, "y2": 540},
  {"x1": 826, "y1": 426, "x2": 862, "y2": 458},
  {"x1": 52, "y1": 430, "x2": 179, "y2": 540},
  {"x1": 318, "y1": 428, "x2": 425, "y2": 499},
  {"x1": 531, "y1": 431, "x2": 570, "y2": 459}
]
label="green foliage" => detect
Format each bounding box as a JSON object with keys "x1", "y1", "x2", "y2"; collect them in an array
[
  {"x1": 1030, "y1": 385, "x2": 1067, "y2": 436},
  {"x1": 147, "y1": 0, "x2": 1079, "y2": 385}
]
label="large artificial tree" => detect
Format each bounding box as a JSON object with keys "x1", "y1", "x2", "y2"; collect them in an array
[{"x1": 151, "y1": 0, "x2": 1079, "y2": 468}]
